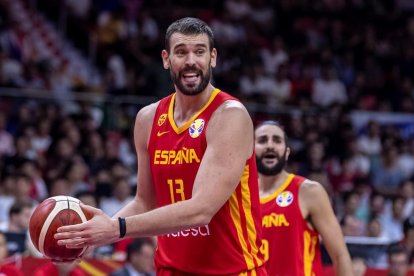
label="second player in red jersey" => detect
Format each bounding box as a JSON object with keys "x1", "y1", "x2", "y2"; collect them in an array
[{"x1": 255, "y1": 121, "x2": 352, "y2": 276}]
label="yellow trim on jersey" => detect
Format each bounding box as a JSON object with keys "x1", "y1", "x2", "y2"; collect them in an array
[
  {"x1": 78, "y1": 260, "x2": 106, "y2": 276},
  {"x1": 304, "y1": 230, "x2": 318, "y2": 276},
  {"x1": 230, "y1": 165, "x2": 262, "y2": 270},
  {"x1": 230, "y1": 190, "x2": 255, "y2": 269},
  {"x1": 240, "y1": 165, "x2": 263, "y2": 267},
  {"x1": 260, "y1": 174, "x2": 294, "y2": 204},
  {"x1": 168, "y1": 88, "x2": 220, "y2": 134},
  {"x1": 239, "y1": 269, "x2": 257, "y2": 276}
]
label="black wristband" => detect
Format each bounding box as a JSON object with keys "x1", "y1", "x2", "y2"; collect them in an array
[{"x1": 118, "y1": 217, "x2": 126, "y2": 238}]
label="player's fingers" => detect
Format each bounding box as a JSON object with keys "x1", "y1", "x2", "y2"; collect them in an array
[
  {"x1": 56, "y1": 221, "x2": 88, "y2": 233},
  {"x1": 57, "y1": 237, "x2": 87, "y2": 248},
  {"x1": 54, "y1": 229, "x2": 84, "y2": 240},
  {"x1": 79, "y1": 203, "x2": 101, "y2": 214}
]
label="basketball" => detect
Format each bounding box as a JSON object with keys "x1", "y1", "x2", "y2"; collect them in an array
[{"x1": 29, "y1": 196, "x2": 93, "y2": 261}]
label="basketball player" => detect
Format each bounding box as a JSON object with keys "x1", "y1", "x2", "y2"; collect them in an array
[
  {"x1": 255, "y1": 121, "x2": 352, "y2": 275},
  {"x1": 55, "y1": 17, "x2": 266, "y2": 275}
]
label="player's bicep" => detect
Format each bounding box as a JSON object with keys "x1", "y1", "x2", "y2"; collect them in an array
[{"x1": 191, "y1": 102, "x2": 253, "y2": 215}]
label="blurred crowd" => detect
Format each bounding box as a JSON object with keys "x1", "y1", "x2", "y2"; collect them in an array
[{"x1": 0, "y1": 0, "x2": 413, "y2": 273}]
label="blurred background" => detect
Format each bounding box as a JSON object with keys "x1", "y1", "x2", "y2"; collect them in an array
[{"x1": 0, "y1": 0, "x2": 414, "y2": 275}]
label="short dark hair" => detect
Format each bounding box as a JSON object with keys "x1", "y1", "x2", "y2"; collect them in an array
[
  {"x1": 127, "y1": 238, "x2": 154, "y2": 261},
  {"x1": 9, "y1": 201, "x2": 33, "y2": 217},
  {"x1": 255, "y1": 120, "x2": 289, "y2": 144},
  {"x1": 165, "y1": 17, "x2": 214, "y2": 52},
  {"x1": 403, "y1": 216, "x2": 414, "y2": 234},
  {"x1": 387, "y1": 243, "x2": 408, "y2": 259}
]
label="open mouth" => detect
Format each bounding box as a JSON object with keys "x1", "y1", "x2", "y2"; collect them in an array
[
  {"x1": 262, "y1": 153, "x2": 279, "y2": 164},
  {"x1": 182, "y1": 72, "x2": 200, "y2": 84}
]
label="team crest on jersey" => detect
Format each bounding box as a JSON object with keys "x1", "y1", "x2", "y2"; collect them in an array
[
  {"x1": 189, "y1": 119, "x2": 205, "y2": 138},
  {"x1": 158, "y1": 113, "x2": 167, "y2": 126},
  {"x1": 276, "y1": 191, "x2": 294, "y2": 207}
]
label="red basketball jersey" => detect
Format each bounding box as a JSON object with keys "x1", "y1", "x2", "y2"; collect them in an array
[
  {"x1": 148, "y1": 89, "x2": 265, "y2": 275},
  {"x1": 260, "y1": 174, "x2": 323, "y2": 276}
]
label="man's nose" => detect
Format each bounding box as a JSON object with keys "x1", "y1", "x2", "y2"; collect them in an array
[{"x1": 185, "y1": 52, "x2": 196, "y2": 66}]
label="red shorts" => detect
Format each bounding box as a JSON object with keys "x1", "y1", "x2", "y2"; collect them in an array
[{"x1": 156, "y1": 265, "x2": 268, "y2": 276}]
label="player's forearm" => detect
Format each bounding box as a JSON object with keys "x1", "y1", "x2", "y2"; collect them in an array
[
  {"x1": 111, "y1": 197, "x2": 149, "y2": 219},
  {"x1": 332, "y1": 253, "x2": 353, "y2": 276},
  {"x1": 123, "y1": 199, "x2": 212, "y2": 237}
]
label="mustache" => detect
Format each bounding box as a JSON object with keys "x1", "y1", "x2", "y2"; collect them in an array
[
  {"x1": 180, "y1": 65, "x2": 201, "y2": 74},
  {"x1": 261, "y1": 149, "x2": 281, "y2": 158}
]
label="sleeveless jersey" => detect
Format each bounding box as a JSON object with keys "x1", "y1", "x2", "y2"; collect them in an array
[
  {"x1": 148, "y1": 89, "x2": 265, "y2": 275},
  {"x1": 260, "y1": 174, "x2": 323, "y2": 276}
]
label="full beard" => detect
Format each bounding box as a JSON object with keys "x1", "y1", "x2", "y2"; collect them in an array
[
  {"x1": 256, "y1": 150, "x2": 287, "y2": 176},
  {"x1": 170, "y1": 63, "x2": 212, "y2": 96}
]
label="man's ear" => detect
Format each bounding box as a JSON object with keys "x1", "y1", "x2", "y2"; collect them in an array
[
  {"x1": 161, "y1": 50, "x2": 169, "y2": 69},
  {"x1": 210, "y1": 48, "x2": 217, "y2": 68},
  {"x1": 286, "y1": 147, "x2": 291, "y2": 161}
]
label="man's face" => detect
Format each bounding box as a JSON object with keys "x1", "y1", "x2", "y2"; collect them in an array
[
  {"x1": 15, "y1": 207, "x2": 32, "y2": 231},
  {"x1": 255, "y1": 124, "x2": 290, "y2": 176},
  {"x1": 162, "y1": 33, "x2": 217, "y2": 96},
  {"x1": 389, "y1": 252, "x2": 409, "y2": 276}
]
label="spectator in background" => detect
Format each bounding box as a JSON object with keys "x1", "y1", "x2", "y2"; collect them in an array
[
  {"x1": 387, "y1": 244, "x2": 410, "y2": 276},
  {"x1": 371, "y1": 144, "x2": 406, "y2": 196},
  {"x1": 357, "y1": 121, "x2": 382, "y2": 157},
  {"x1": 75, "y1": 190, "x2": 98, "y2": 208},
  {"x1": 100, "y1": 177, "x2": 133, "y2": 216},
  {"x1": 399, "y1": 179, "x2": 414, "y2": 219},
  {"x1": 0, "y1": 112, "x2": 14, "y2": 158},
  {"x1": 48, "y1": 177, "x2": 71, "y2": 197},
  {"x1": 239, "y1": 61, "x2": 275, "y2": 103},
  {"x1": 341, "y1": 214, "x2": 365, "y2": 237},
  {"x1": 312, "y1": 64, "x2": 347, "y2": 108},
  {"x1": 343, "y1": 137, "x2": 371, "y2": 177},
  {"x1": 265, "y1": 63, "x2": 291, "y2": 107},
  {"x1": 370, "y1": 192, "x2": 387, "y2": 219},
  {"x1": 63, "y1": 158, "x2": 91, "y2": 196},
  {"x1": 0, "y1": 231, "x2": 23, "y2": 276},
  {"x1": 18, "y1": 159, "x2": 48, "y2": 201},
  {"x1": 366, "y1": 216, "x2": 388, "y2": 240},
  {"x1": 352, "y1": 256, "x2": 367, "y2": 276},
  {"x1": 381, "y1": 196, "x2": 406, "y2": 243},
  {"x1": 394, "y1": 216, "x2": 414, "y2": 265},
  {"x1": 2, "y1": 135, "x2": 36, "y2": 174},
  {"x1": 0, "y1": 201, "x2": 33, "y2": 256},
  {"x1": 110, "y1": 238, "x2": 155, "y2": 276},
  {"x1": 260, "y1": 36, "x2": 289, "y2": 76},
  {"x1": 398, "y1": 139, "x2": 414, "y2": 180},
  {"x1": 0, "y1": 201, "x2": 32, "y2": 233},
  {"x1": 0, "y1": 174, "x2": 16, "y2": 224}
]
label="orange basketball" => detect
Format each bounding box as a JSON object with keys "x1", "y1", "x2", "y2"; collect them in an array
[{"x1": 29, "y1": 196, "x2": 93, "y2": 261}]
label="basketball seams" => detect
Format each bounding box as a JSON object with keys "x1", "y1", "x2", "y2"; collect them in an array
[
  {"x1": 38, "y1": 200, "x2": 68, "y2": 254},
  {"x1": 38, "y1": 196, "x2": 86, "y2": 256},
  {"x1": 50, "y1": 195, "x2": 80, "y2": 204}
]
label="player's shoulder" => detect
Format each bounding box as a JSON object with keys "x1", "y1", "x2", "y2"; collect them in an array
[
  {"x1": 300, "y1": 178, "x2": 327, "y2": 197},
  {"x1": 135, "y1": 101, "x2": 160, "y2": 126},
  {"x1": 213, "y1": 98, "x2": 250, "y2": 123}
]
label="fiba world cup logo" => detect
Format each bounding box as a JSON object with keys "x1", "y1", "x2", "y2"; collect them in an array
[
  {"x1": 189, "y1": 119, "x2": 205, "y2": 138},
  {"x1": 276, "y1": 191, "x2": 294, "y2": 207}
]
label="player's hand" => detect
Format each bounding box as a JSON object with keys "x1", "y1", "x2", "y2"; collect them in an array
[{"x1": 54, "y1": 204, "x2": 119, "y2": 248}]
